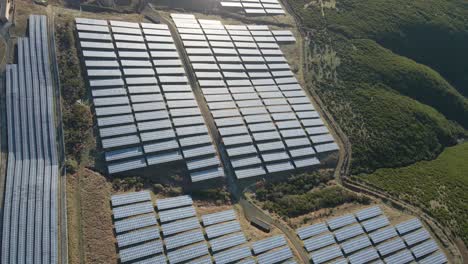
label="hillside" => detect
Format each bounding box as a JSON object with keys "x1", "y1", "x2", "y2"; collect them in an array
[
  {"x1": 288, "y1": 0, "x2": 468, "y2": 173},
  {"x1": 356, "y1": 142, "x2": 468, "y2": 245},
  {"x1": 292, "y1": 0, "x2": 468, "y2": 97},
  {"x1": 286, "y1": 0, "x2": 468, "y2": 245}
]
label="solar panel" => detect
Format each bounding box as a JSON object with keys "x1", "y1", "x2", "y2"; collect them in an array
[
  {"x1": 167, "y1": 243, "x2": 210, "y2": 264},
  {"x1": 327, "y1": 214, "x2": 357, "y2": 230},
  {"x1": 403, "y1": 228, "x2": 430, "y2": 246},
  {"x1": 114, "y1": 214, "x2": 157, "y2": 233},
  {"x1": 116, "y1": 227, "x2": 160, "y2": 248},
  {"x1": 190, "y1": 167, "x2": 225, "y2": 182},
  {"x1": 376, "y1": 237, "x2": 406, "y2": 256},
  {"x1": 252, "y1": 235, "x2": 287, "y2": 255},
  {"x1": 105, "y1": 147, "x2": 144, "y2": 162},
  {"x1": 156, "y1": 195, "x2": 193, "y2": 210},
  {"x1": 293, "y1": 157, "x2": 320, "y2": 168},
  {"x1": 213, "y1": 246, "x2": 252, "y2": 264},
  {"x1": 341, "y1": 236, "x2": 371, "y2": 255},
  {"x1": 182, "y1": 145, "x2": 217, "y2": 159},
  {"x1": 209, "y1": 233, "x2": 247, "y2": 252},
  {"x1": 119, "y1": 240, "x2": 164, "y2": 263},
  {"x1": 266, "y1": 161, "x2": 294, "y2": 173},
  {"x1": 395, "y1": 218, "x2": 423, "y2": 235},
  {"x1": 75, "y1": 17, "x2": 108, "y2": 26},
  {"x1": 355, "y1": 206, "x2": 382, "y2": 222},
  {"x1": 164, "y1": 230, "x2": 206, "y2": 250},
  {"x1": 296, "y1": 222, "x2": 328, "y2": 240},
  {"x1": 205, "y1": 221, "x2": 241, "y2": 239},
  {"x1": 112, "y1": 202, "x2": 154, "y2": 219},
  {"x1": 202, "y1": 210, "x2": 237, "y2": 226},
  {"x1": 158, "y1": 206, "x2": 197, "y2": 223},
  {"x1": 108, "y1": 158, "x2": 147, "y2": 174},
  {"x1": 111, "y1": 191, "x2": 151, "y2": 207},
  {"x1": 309, "y1": 245, "x2": 343, "y2": 264},
  {"x1": 368, "y1": 226, "x2": 398, "y2": 244},
  {"x1": 235, "y1": 166, "x2": 266, "y2": 178},
  {"x1": 382, "y1": 249, "x2": 414, "y2": 264},
  {"x1": 161, "y1": 217, "x2": 200, "y2": 237},
  {"x1": 303, "y1": 233, "x2": 336, "y2": 252},
  {"x1": 185, "y1": 256, "x2": 212, "y2": 264},
  {"x1": 411, "y1": 239, "x2": 439, "y2": 259},
  {"x1": 231, "y1": 156, "x2": 262, "y2": 168},
  {"x1": 314, "y1": 143, "x2": 339, "y2": 153},
  {"x1": 419, "y1": 252, "x2": 448, "y2": 264},
  {"x1": 132, "y1": 255, "x2": 167, "y2": 264},
  {"x1": 257, "y1": 247, "x2": 293, "y2": 264},
  {"x1": 347, "y1": 247, "x2": 379, "y2": 264},
  {"x1": 334, "y1": 224, "x2": 364, "y2": 242},
  {"x1": 361, "y1": 216, "x2": 390, "y2": 233}
]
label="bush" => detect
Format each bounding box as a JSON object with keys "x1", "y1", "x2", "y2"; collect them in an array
[
  {"x1": 65, "y1": 158, "x2": 78, "y2": 174},
  {"x1": 153, "y1": 184, "x2": 164, "y2": 193},
  {"x1": 63, "y1": 103, "x2": 93, "y2": 161},
  {"x1": 255, "y1": 172, "x2": 369, "y2": 218},
  {"x1": 112, "y1": 177, "x2": 145, "y2": 191}
]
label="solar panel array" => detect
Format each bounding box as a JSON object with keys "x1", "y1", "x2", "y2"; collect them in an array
[
  {"x1": 295, "y1": 206, "x2": 448, "y2": 264},
  {"x1": 111, "y1": 192, "x2": 164, "y2": 263},
  {"x1": 75, "y1": 18, "x2": 224, "y2": 182},
  {"x1": 2, "y1": 15, "x2": 59, "y2": 264},
  {"x1": 172, "y1": 14, "x2": 338, "y2": 179},
  {"x1": 252, "y1": 235, "x2": 295, "y2": 264},
  {"x1": 220, "y1": 0, "x2": 286, "y2": 16},
  {"x1": 202, "y1": 208, "x2": 252, "y2": 263},
  {"x1": 157, "y1": 195, "x2": 214, "y2": 263},
  {"x1": 110, "y1": 193, "x2": 299, "y2": 263}
]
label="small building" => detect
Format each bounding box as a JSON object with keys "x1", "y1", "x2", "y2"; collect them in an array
[
  {"x1": 0, "y1": 0, "x2": 13, "y2": 23},
  {"x1": 251, "y1": 217, "x2": 271, "y2": 233}
]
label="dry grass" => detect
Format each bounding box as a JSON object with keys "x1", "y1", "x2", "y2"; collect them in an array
[
  {"x1": 11, "y1": 0, "x2": 47, "y2": 37},
  {"x1": 67, "y1": 169, "x2": 117, "y2": 264}
]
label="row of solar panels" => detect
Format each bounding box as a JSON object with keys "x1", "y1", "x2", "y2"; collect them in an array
[
  {"x1": 110, "y1": 193, "x2": 296, "y2": 263},
  {"x1": 220, "y1": 0, "x2": 286, "y2": 15},
  {"x1": 295, "y1": 206, "x2": 447, "y2": 264},
  {"x1": 1, "y1": 15, "x2": 59, "y2": 264},
  {"x1": 171, "y1": 14, "x2": 338, "y2": 179},
  {"x1": 75, "y1": 18, "x2": 225, "y2": 182}
]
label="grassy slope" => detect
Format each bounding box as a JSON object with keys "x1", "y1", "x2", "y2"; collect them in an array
[
  {"x1": 332, "y1": 83, "x2": 464, "y2": 173},
  {"x1": 295, "y1": 0, "x2": 468, "y2": 96},
  {"x1": 341, "y1": 39, "x2": 468, "y2": 128},
  {"x1": 357, "y1": 142, "x2": 468, "y2": 244}
]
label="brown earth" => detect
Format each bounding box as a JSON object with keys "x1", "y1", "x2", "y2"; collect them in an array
[{"x1": 67, "y1": 169, "x2": 117, "y2": 264}]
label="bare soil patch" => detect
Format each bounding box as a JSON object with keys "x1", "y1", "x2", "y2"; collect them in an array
[{"x1": 67, "y1": 169, "x2": 117, "y2": 264}]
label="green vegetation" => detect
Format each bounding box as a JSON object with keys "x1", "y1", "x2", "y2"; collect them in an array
[
  {"x1": 56, "y1": 14, "x2": 93, "y2": 165},
  {"x1": 291, "y1": 0, "x2": 468, "y2": 96},
  {"x1": 342, "y1": 39, "x2": 468, "y2": 128},
  {"x1": 287, "y1": 0, "x2": 468, "y2": 173},
  {"x1": 357, "y1": 142, "x2": 468, "y2": 245},
  {"x1": 255, "y1": 172, "x2": 370, "y2": 218}
]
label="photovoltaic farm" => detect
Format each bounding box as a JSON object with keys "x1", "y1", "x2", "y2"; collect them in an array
[
  {"x1": 110, "y1": 192, "x2": 297, "y2": 263},
  {"x1": 75, "y1": 18, "x2": 224, "y2": 182},
  {"x1": 296, "y1": 206, "x2": 448, "y2": 264},
  {"x1": 2, "y1": 15, "x2": 59, "y2": 264},
  {"x1": 171, "y1": 14, "x2": 338, "y2": 179},
  {"x1": 74, "y1": 14, "x2": 338, "y2": 181},
  {"x1": 219, "y1": 0, "x2": 286, "y2": 15}
]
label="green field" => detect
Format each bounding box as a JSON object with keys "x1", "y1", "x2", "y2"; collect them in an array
[{"x1": 357, "y1": 142, "x2": 468, "y2": 245}]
